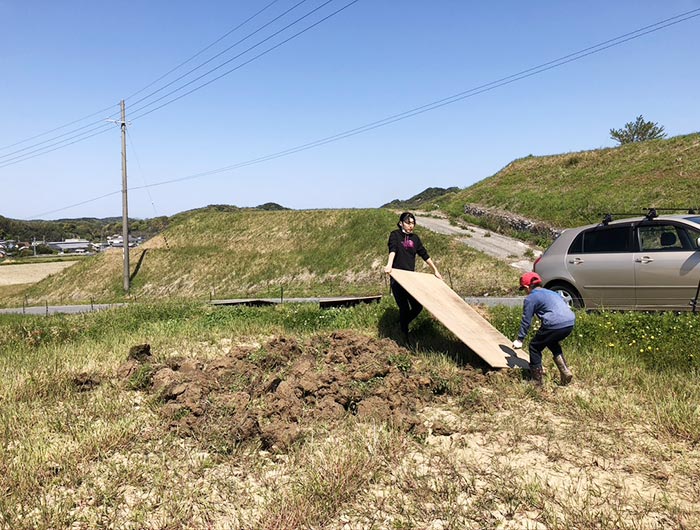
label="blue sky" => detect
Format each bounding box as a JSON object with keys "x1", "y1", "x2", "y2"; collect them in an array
[{"x1": 1, "y1": 1, "x2": 699, "y2": 220}]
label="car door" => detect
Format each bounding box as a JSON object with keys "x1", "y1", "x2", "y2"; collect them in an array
[
  {"x1": 566, "y1": 224, "x2": 636, "y2": 309},
  {"x1": 634, "y1": 222, "x2": 700, "y2": 310}
]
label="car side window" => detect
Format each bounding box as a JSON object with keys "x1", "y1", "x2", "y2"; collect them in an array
[
  {"x1": 639, "y1": 225, "x2": 687, "y2": 251},
  {"x1": 680, "y1": 225, "x2": 700, "y2": 250},
  {"x1": 569, "y1": 225, "x2": 632, "y2": 254}
]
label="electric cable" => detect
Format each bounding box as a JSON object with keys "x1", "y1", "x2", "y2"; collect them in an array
[
  {"x1": 0, "y1": 123, "x2": 115, "y2": 169},
  {"x1": 0, "y1": 103, "x2": 118, "y2": 153},
  {"x1": 24, "y1": 7, "x2": 700, "y2": 218},
  {"x1": 128, "y1": 0, "x2": 357, "y2": 121},
  {"x1": 126, "y1": 128, "x2": 171, "y2": 249},
  {"x1": 0, "y1": 0, "x2": 323, "y2": 166},
  {"x1": 123, "y1": 0, "x2": 284, "y2": 103},
  {"x1": 128, "y1": 8, "x2": 700, "y2": 188},
  {"x1": 127, "y1": 0, "x2": 314, "y2": 109}
]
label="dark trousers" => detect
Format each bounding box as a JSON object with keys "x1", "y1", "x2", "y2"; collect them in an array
[
  {"x1": 391, "y1": 279, "x2": 423, "y2": 335},
  {"x1": 528, "y1": 325, "x2": 574, "y2": 368}
]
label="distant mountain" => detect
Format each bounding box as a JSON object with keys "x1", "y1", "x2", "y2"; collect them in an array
[
  {"x1": 381, "y1": 187, "x2": 460, "y2": 210},
  {"x1": 256, "y1": 202, "x2": 289, "y2": 211},
  {"x1": 0, "y1": 214, "x2": 168, "y2": 244}
]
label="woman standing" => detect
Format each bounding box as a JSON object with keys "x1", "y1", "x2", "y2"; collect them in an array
[{"x1": 384, "y1": 212, "x2": 442, "y2": 343}]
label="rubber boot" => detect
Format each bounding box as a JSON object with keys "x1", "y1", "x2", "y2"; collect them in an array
[
  {"x1": 554, "y1": 355, "x2": 573, "y2": 386},
  {"x1": 529, "y1": 366, "x2": 543, "y2": 386}
]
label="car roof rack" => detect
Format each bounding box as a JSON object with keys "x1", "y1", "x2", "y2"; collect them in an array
[{"x1": 599, "y1": 207, "x2": 697, "y2": 226}]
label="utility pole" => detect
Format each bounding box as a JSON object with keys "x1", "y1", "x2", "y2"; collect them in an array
[{"x1": 120, "y1": 100, "x2": 130, "y2": 293}]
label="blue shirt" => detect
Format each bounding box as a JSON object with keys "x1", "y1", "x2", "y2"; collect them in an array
[{"x1": 518, "y1": 288, "x2": 576, "y2": 340}]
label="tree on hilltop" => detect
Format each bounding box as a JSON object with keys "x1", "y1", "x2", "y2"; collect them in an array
[{"x1": 610, "y1": 115, "x2": 666, "y2": 145}]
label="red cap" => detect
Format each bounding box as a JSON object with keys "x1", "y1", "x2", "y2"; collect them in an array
[{"x1": 519, "y1": 272, "x2": 542, "y2": 290}]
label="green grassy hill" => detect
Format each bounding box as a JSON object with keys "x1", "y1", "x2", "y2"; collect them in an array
[
  {"x1": 10, "y1": 134, "x2": 699, "y2": 305},
  {"x1": 433, "y1": 133, "x2": 700, "y2": 229},
  {"x1": 4, "y1": 208, "x2": 520, "y2": 306}
]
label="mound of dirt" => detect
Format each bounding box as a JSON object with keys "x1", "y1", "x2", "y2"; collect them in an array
[{"x1": 118, "y1": 331, "x2": 490, "y2": 451}]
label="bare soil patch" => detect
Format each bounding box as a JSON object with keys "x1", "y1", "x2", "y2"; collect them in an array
[
  {"x1": 119, "y1": 331, "x2": 486, "y2": 452},
  {"x1": 110, "y1": 331, "x2": 699, "y2": 528},
  {"x1": 0, "y1": 261, "x2": 78, "y2": 286}
]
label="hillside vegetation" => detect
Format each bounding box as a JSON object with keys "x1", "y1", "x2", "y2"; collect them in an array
[
  {"x1": 433, "y1": 133, "x2": 700, "y2": 229},
  {"x1": 2, "y1": 208, "x2": 520, "y2": 306},
  {"x1": 381, "y1": 186, "x2": 460, "y2": 210},
  {"x1": 0, "y1": 214, "x2": 169, "y2": 244}
]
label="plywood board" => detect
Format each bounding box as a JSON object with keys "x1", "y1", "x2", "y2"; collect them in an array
[{"x1": 390, "y1": 269, "x2": 529, "y2": 369}]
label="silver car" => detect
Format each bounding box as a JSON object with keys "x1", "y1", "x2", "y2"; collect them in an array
[{"x1": 533, "y1": 211, "x2": 700, "y2": 310}]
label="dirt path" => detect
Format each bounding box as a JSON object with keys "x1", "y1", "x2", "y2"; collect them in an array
[
  {"x1": 0, "y1": 261, "x2": 78, "y2": 286},
  {"x1": 414, "y1": 213, "x2": 540, "y2": 272}
]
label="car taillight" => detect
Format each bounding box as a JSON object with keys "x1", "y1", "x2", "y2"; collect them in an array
[{"x1": 533, "y1": 256, "x2": 541, "y2": 272}]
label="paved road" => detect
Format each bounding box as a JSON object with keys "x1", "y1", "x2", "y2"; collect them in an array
[
  {"x1": 0, "y1": 296, "x2": 523, "y2": 316},
  {"x1": 0, "y1": 303, "x2": 127, "y2": 316},
  {"x1": 414, "y1": 214, "x2": 541, "y2": 272}
]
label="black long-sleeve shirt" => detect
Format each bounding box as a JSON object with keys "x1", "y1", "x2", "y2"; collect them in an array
[{"x1": 388, "y1": 229, "x2": 429, "y2": 271}]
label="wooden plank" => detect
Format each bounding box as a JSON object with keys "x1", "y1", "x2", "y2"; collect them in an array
[
  {"x1": 211, "y1": 299, "x2": 277, "y2": 307},
  {"x1": 390, "y1": 269, "x2": 529, "y2": 369},
  {"x1": 211, "y1": 295, "x2": 382, "y2": 308},
  {"x1": 319, "y1": 295, "x2": 382, "y2": 308}
]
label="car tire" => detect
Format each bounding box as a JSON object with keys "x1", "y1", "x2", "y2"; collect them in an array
[{"x1": 548, "y1": 282, "x2": 584, "y2": 309}]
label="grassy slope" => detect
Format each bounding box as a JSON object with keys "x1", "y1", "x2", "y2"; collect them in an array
[
  {"x1": 4, "y1": 208, "x2": 520, "y2": 306},
  {"x1": 1, "y1": 302, "x2": 698, "y2": 528},
  {"x1": 436, "y1": 133, "x2": 700, "y2": 228},
  {"x1": 9, "y1": 134, "x2": 699, "y2": 305}
]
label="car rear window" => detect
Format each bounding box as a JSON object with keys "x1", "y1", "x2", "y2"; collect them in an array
[{"x1": 569, "y1": 225, "x2": 632, "y2": 254}]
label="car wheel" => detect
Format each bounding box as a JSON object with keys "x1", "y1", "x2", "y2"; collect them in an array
[{"x1": 548, "y1": 282, "x2": 584, "y2": 309}]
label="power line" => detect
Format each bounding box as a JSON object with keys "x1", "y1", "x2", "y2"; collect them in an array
[
  {"x1": 23, "y1": 7, "x2": 700, "y2": 218},
  {"x1": 129, "y1": 0, "x2": 358, "y2": 121},
  {"x1": 0, "y1": 0, "x2": 326, "y2": 167},
  {"x1": 123, "y1": 9, "x2": 700, "y2": 188},
  {"x1": 0, "y1": 1, "x2": 285, "y2": 156},
  {"x1": 127, "y1": 0, "x2": 314, "y2": 109},
  {"x1": 122, "y1": 0, "x2": 284, "y2": 103},
  {"x1": 4, "y1": 0, "x2": 358, "y2": 169},
  {"x1": 0, "y1": 103, "x2": 118, "y2": 153},
  {"x1": 28, "y1": 190, "x2": 122, "y2": 219},
  {"x1": 0, "y1": 122, "x2": 115, "y2": 169}
]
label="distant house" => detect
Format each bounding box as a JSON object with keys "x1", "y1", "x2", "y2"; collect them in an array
[
  {"x1": 0, "y1": 240, "x2": 15, "y2": 256},
  {"x1": 107, "y1": 234, "x2": 143, "y2": 248},
  {"x1": 48, "y1": 238, "x2": 92, "y2": 254}
]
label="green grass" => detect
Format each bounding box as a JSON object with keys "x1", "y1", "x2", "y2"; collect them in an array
[
  {"x1": 1, "y1": 301, "x2": 699, "y2": 528},
  {"x1": 432, "y1": 132, "x2": 700, "y2": 230},
  {"x1": 1, "y1": 208, "x2": 521, "y2": 307}
]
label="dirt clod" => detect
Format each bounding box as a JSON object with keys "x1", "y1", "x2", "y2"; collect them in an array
[
  {"x1": 119, "y1": 331, "x2": 486, "y2": 452},
  {"x1": 128, "y1": 343, "x2": 152, "y2": 362}
]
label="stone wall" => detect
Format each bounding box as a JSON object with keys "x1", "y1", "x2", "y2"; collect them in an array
[{"x1": 463, "y1": 204, "x2": 561, "y2": 239}]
